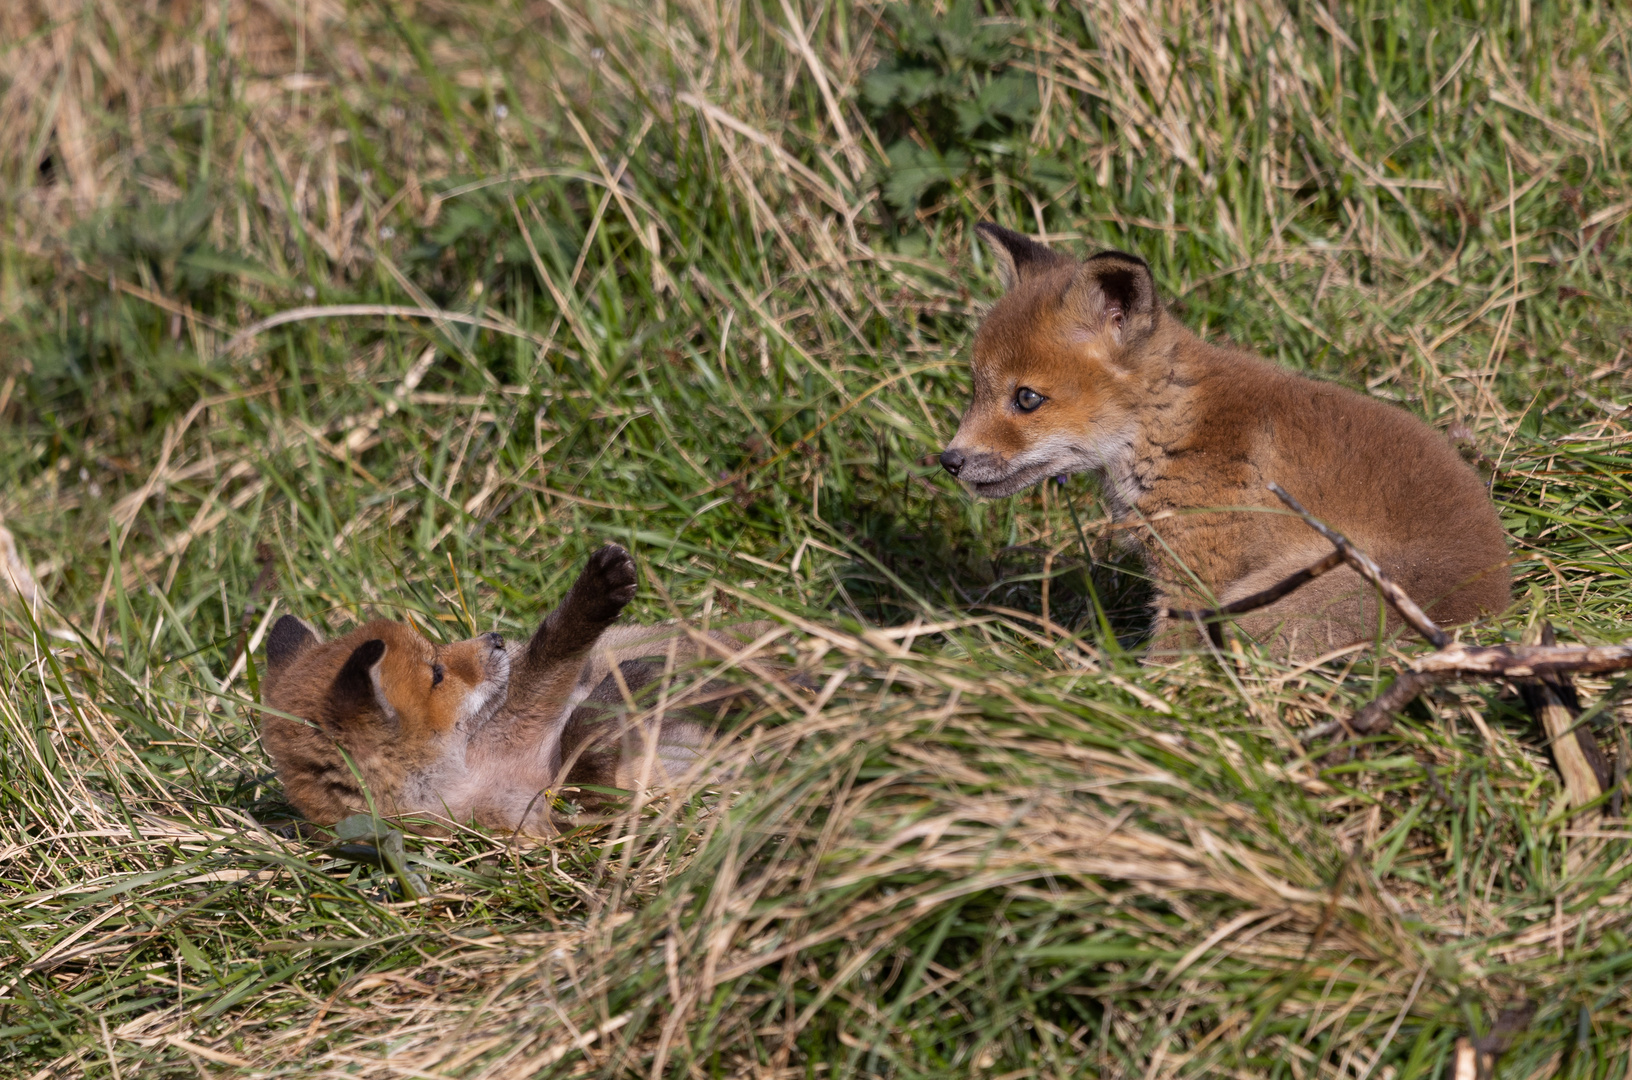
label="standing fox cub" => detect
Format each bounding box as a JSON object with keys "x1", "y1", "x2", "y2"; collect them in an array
[
  {"x1": 259, "y1": 545, "x2": 776, "y2": 834},
  {"x1": 941, "y1": 224, "x2": 1510, "y2": 654}
]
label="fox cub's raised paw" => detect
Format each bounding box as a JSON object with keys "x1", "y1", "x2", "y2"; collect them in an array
[
  {"x1": 519, "y1": 544, "x2": 640, "y2": 671},
  {"x1": 563, "y1": 543, "x2": 638, "y2": 627}
]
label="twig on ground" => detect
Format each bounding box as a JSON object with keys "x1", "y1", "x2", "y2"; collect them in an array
[
  {"x1": 1267, "y1": 483, "x2": 1449, "y2": 647},
  {"x1": 1353, "y1": 672, "x2": 1442, "y2": 735},
  {"x1": 1410, "y1": 641, "x2": 1632, "y2": 678},
  {"x1": 1518, "y1": 623, "x2": 1611, "y2": 813},
  {"x1": 1161, "y1": 548, "x2": 1345, "y2": 649},
  {"x1": 1257, "y1": 484, "x2": 1632, "y2": 746},
  {"x1": 1300, "y1": 672, "x2": 1446, "y2": 742}
]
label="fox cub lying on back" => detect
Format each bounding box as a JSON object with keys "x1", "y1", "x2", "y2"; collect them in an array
[
  {"x1": 259, "y1": 545, "x2": 774, "y2": 835},
  {"x1": 940, "y1": 225, "x2": 1510, "y2": 655}
]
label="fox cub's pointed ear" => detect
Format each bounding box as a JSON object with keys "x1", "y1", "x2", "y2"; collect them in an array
[
  {"x1": 265, "y1": 615, "x2": 318, "y2": 675},
  {"x1": 1064, "y1": 251, "x2": 1160, "y2": 350},
  {"x1": 329, "y1": 639, "x2": 387, "y2": 719},
  {"x1": 975, "y1": 223, "x2": 1070, "y2": 291}
]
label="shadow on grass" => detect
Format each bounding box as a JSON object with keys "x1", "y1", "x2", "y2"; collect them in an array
[{"x1": 825, "y1": 483, "x2": 1157, "y2": 649}]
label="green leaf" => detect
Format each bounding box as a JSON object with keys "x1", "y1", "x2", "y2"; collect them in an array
[
  {"x1": 178, "y1": 248, "x2": 292, "y2": 291},
  {"x1": 329, "y1": 815, "x2": 422, "y2": 899},
  {"x1": 861, "y1": 67, "x2": 942, "y2": 111},
  {"x1": 956, "y1": 71, "x2": 1040, "y2": 136},
  {"x1": 333, "y1": 813, "x2": 381, "y2": 843},
  {"x1": 1028, "y1": 155, "x2": 1076, "y2": 187},
  {"x1": 882, "y1": 141, "x2": 972, "y2": 210}
]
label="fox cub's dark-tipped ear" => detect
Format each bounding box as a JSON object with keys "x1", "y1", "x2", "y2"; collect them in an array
[
  {"x1": 1064, "y1": 251, "x2": 1160, "y2": 349},
  {"x1": 265, "y1": 615, "x2": 318, "y2": 675},
  {"x1": 329, "y1": 639, "x2": 387, "y2": 720},
  {"x1": 975, "y1": 223, "x2": 1070, "y2": 291}
]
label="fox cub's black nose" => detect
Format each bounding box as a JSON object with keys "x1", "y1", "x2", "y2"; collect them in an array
[
  {"x1": 939, "y1": 448, "x2": 966, "y2": 476},
  {"x1": 485, "y1": 632, "x2": 505, "y2": 649}
]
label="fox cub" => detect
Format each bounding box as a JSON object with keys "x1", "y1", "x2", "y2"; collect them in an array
[
  {"x1": 260, "y1": 545, "x2": 773, "y2": 834},
  {"x1": 940, "y1": 225, "x2": 1510, "y2": 654}
]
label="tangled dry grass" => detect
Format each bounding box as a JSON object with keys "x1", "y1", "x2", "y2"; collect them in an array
[{"x1": 1, "y1": 0, "x2": 1631, "y2": 1075}]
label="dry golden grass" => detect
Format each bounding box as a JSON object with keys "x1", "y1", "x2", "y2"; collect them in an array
[{"x1": 1, "y1": 0, "x2": 1630, "y2": 1075}]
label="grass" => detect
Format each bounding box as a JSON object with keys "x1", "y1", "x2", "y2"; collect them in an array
[{"x1": 1, "y1": 0, "x2": 1631, "y2": 1074}]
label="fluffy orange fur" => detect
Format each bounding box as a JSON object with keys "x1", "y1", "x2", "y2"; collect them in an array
[
  {"x1": 259, "y1": 619, "x2": 509, "y2": 827},
  {"x1": 259, "y1": 545, "x2": 777, "y2": 834},
  {"x1": 941, "y1": 225, "x2": 1511, "y2": 655}
]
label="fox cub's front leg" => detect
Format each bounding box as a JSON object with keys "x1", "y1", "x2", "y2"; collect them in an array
[
  {"x1": 471, "y1": 545, "x2": 638, "y2": 773},
  {"x1": 514, "y1": 543, "x2": 639, "y2": 695}
]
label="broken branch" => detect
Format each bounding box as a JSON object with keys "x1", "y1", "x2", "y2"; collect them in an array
[
  {"x1": 1351, "y1": 672, "x2": 1443, "y2": 735},
  {"x1": 1225, "y1": 484, "x2": 1632, "y2": 751},
  {"x1": 1300, "y1": 671, "x2": 1445, "y2": 742},
  {"x1": 1518, "y1": 623, "x2": 1611, "y2": 817},
  {"x1": 1411, "y1": 641, "x2": 1632, "y2": 678},
  {"x1": 1161, "y1": 549, "x2": 1345, "y2": 636},
  {"x1": 1266, "y1": 483, "x2": 1450, "y2": 648}
]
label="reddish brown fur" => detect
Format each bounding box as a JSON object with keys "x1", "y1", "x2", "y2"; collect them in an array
[
  {"x1": 260, "y1": 619, "x2": 509, "y2": 825},
  {"x1": 943, "y1": 226, "x2": 1510, "y2": 655},
  {"x1": 259, "y1": 545, "x2": 784, "y2": 835}
]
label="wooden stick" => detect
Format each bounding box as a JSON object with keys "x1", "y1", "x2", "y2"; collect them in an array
[
  {"x1": 1161, "y1": 549, "x2": 1345, "y2": 628},
  {"x1": 1411, "y1": 641, "x2": 1632, "y2": 677},
  {"x1": 1302, "y1": 671, "x2": 1443, "y2": 743},
  {"x1": 1517, "y1": 623, "x2": 1610, "y2": 817},
  {"x1": 1527, "y1": 677, "x2": 1605, "y2": 813},
  {"x1": 1258, "y1": 484, "x2": 1632, "y2": 748},
  {"x1": 1307, "y1": 640, "x2": 1632, "y2": 745},
  {"x1": 1352, "y1": 672, "x2": 1441, "y2": 734},
  {"x1": 1267, "y1": 483, "x2": 1450, "y2": 647}
]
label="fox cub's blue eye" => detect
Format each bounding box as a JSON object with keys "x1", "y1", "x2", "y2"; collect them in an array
[
  {"x1": 431, "y1": 664, "x2": 445, "y2": 687},
  {"x1": 1014, "y1": 387, "x2": 1045, "y2": 412}
]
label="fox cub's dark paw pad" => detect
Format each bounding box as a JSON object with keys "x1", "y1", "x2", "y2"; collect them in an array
[{"x1": 571, "y1": 544, "x2": 638, "y2": 621}]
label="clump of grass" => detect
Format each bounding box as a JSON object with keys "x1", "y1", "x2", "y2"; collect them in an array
[{"x1": 1, "y1": 0, "x2": 1630, "y2": 1075}]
